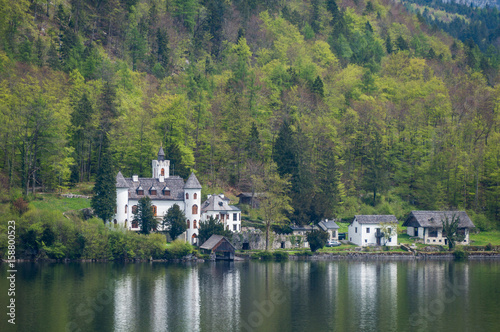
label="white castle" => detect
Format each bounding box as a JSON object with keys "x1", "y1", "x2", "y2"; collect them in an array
[{"x1": 113, "y1": 147, "x2": 241, "y2": 244}]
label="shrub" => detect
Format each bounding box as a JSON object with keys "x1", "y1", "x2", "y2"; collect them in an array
[
  {"x1": 250, "y1": 252, "x2": 261, "y2": 259},
  {"x1": 273, "y1": 251, "x2": 289, "y2": 261},
  {"x1": 485, "y1": 243, "x2": 493, "y2": 251},
  {"x1": 166, "y1": 239, "x2": 193, "y2": 258},
  {"x1": 296, "y1": 250, "x2": 313, "y2": 257},
  {"x1": 306, "y1": 229, "x2": 328, "y2": 252},
  {"x1": 259, "y1": 251, "x2": 273, "y2": 260},
  {"x1": 453, "y1": 247, "x2": 468, "y2": 261}
]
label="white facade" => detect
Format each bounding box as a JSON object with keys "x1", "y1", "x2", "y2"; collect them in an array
[
  {"x1": 200, "y1": 194, "x2": 242, "y2": 232},
  {"x1": 348, "y1": 216, "x2": 398, "y2": 247},
  {"x1": 113, "y1": 147, "x2": 201, "y2": 244}
]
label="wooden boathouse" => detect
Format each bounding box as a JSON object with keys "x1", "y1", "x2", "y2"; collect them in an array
[{"x1": 200, "y1": 235, "x2": 235, "y2": 261}]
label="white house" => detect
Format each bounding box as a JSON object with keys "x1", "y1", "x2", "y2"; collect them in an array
[
  {"x1": 318, "y1": 219, "x2": 340, "y2": 241},
  {"x1": 113, "y1": 147, "x2": 202, "y2": 244},
  {"x1": 201, "y1": 194, "x2": 241, "y2": 232},
  {"x1": 348, "y1": 215, "x2": 398, "y2": 247},
  {"x1": 403, "y1": 211, "x2": 475, "y2": 245}
]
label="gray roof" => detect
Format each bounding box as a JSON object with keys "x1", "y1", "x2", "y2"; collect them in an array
[
  {"x1": 354, "y1": 215, "x2": 398, "y2": 224},
  {"x1": 184, "y1": 172, "x2": 202, "y2": 189},
  {"x1": 403, "y1": 211, "x2": 475, "y2": 228},
  {"x1": 237, "y1": 192, "x2": 264, "y2": 198},
  {"x1": 116, "y1": 171, "x2": 128, "y2": 187},
  {"x1": 119, "y1": 175, "x2": 186, "y2": 201},
  {"x1": 291, "y1": 225, "x2": 317, "y2": 232},
  {"x1": 318, "y1": 220, "x2": 340, "y2": 231},
  {"x1": 158, "y1": 146, "x2": 165, "y2": 158},
  {"x1": 200, "y1": 235, "x2": 235, "y2": 251},
  {"x1": 201, "y1": 194, "x2": 241, "y2": 213}
]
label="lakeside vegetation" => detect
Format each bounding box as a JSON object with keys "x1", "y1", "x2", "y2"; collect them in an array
[{"x1": 1, "y1": 1, "x2": 500, "y2": 258}]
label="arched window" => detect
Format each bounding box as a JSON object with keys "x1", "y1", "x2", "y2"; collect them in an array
[
  {"x1": 132, "y1": 220, "x2": 138, "y2": 228},
  {"x1": 194, "y1": 220, "x2": 197, "y2": 229},
  {"x1": 192, "y1": 205, "x2": 198, "y2": 214},
  {"x1": 152, "y1": 205, "x2": 157, "y2": 216},
  {"x1": 125, "y1": 220, "x2": 128, "y2": 228},
  {"x1": 194, "y1": 193, "x2": 197, "y2": 199},
  {"x1": 132, "y1": 205, "x2": 138, "y2": 214},
  {"x1": 161, "y1": 168, "x2": 165, "y2": 176},
  {"x1": 125, "y1": 205, "x2": 128, "y2": 213},
  {"x1": 186, "y1": 193, "x2": 189, "y2": 199},
  {"x1": 187, "y1": 220, "x2": 190, "y2": 228}
]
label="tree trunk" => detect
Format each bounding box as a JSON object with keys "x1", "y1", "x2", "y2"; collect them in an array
[{"x1": 266, "y1": 223, "x2": 270, "y2": 251}]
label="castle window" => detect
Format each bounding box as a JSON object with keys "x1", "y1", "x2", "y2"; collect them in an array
[
  {"x1": 113, "y1": 219, "x2": 117, "y2": 225},
  {"x1": 132, "y1": 220, "x2": 138, "y2": 228},
  {"x1": 192, "y1": 205, "x2": 198, "y2": 214},
  {"x1": 186, "y1": 193, "x2": 189, "y2": 199},
  {"x1": 137, "y1": 186, "x2": 144, "y2": 195},
  {"x1": 161, "y1": 169, "x2": 165, "y2": 176},
  {"x1": 194, "y1": 220, "x2": 197, "y2": 229},
  {"x1": 163, "y1": 187, "x2": 170, "y2": 196},
  {"x1": 125, "y1": 205, "x2": 128, "y2": 213},
  {"x1": 194, "y1": 193, "x2": 197, "y2": 199},
  {"x1": 150, "y1": 186, "x2": 157, "y2": 195},
  {"x1": 132, "y1": 205, "x2": 138, "y2": 214},
  {"x1": 233, "y1": 213, "x2": 237, "y2": 221},
  {"x1": 187, "y1": 220, "x2": 190, "y2": 228},
  {"x1": 152, "y1": 205, "x2": 157, "y2": 217}
]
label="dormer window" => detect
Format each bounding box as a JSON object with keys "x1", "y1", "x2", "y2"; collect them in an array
[
  {"x1": 150, "y1": 186, "x2": 157, "y2": 195},
  {"x1": 137, "y1": 186, "x2": 144, "y2": 195},
  {"x1": 163, "y1": 187, "x2": 170, "y2": 196}
]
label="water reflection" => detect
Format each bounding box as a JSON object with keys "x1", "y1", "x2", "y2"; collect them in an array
[{"x1": 1, "y1": 260, "x2": 500, "y2": 332}]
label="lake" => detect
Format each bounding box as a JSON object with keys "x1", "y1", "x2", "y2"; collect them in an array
[{"x1": 1, "y1": 260, "x2": 500, "y2": 332}]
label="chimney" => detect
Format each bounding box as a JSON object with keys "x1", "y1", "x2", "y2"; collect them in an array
[
  {"x1": 132, "y1": 175, "x2": 139, "y2": 182},
  {"x1": 159, "y1": 175, "x2": 164, "y2": 183}
]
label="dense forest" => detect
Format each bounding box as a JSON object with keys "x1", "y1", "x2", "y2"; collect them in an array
[{"x1": 0, "y1": 0, "x2": 499, "y2": 230}]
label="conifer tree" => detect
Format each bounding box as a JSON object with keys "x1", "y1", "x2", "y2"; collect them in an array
[
  {"x1": 163, "y1": 204, "x2": 187, "y2": 240},
  {"x1": 135, "y1": 196, "x2": 157, "y2": 235},
  {"x1": 91, "y1": 135, "x2": 116, "y2": 223}
]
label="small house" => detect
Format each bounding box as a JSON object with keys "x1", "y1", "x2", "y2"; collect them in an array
[
  {"x1": 403, "y1": 211, "x2": 475, "y2": 245},
  {"x1": 318, "y1": 219, "x2": 340, "y2": 241},
  {"x1": 201, "y1": 194, "x2": 242, "y2": 232},
  {"x1": 237, "y1": 192, "x2": 263, "y2": 208},
  {"x1": 200, "y1": 235, "x2": 236, "y2": 260},
  {"x1": 348, "y1": 215, "x2": 398, "y2": 247}
]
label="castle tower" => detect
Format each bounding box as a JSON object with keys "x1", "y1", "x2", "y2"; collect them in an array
[
  {"x1": 152, "y1": 146, "x2": 170, "y2": 181},
  {"x1": 184, "y1": 172, "x2": 202, "y2": 245}
]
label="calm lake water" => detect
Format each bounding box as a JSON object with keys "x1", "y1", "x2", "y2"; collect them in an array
[{"x1": 1, "y1": 260, "x2": 500, "y2": 332}]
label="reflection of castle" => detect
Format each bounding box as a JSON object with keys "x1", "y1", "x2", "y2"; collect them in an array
[{"x1": 113, "y1": 147, "x2": 202, "y2": 244}]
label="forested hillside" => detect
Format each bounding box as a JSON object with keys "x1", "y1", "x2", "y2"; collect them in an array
[{"x1": 0, "y1": 0, "x2": 499, "y2": 228}]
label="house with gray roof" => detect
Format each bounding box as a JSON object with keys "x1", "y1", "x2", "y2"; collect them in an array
[
  {"x1": 403, "y1": 211, "x2": 475, "y2": 245},
  {"x1": 348, "y1": 215, "x2": 398, "y2": 246},
  {"x1": 201, "y1": 194, "x2": 241, "y2": 232},
  {"x1": 318, "y1": 219, "x2": 340, "y2": 241}
]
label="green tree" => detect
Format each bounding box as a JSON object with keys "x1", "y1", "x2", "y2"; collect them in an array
[
  {"x1": 306, "y1": 229, "x2": 328, "y2": 252},
  {"x1": 134, "y1": 196, "x2": 157, "y2": 235},
  {"x1": 91, "y1": 136, "x2": 116, "y2": 223},
  {"x1": 163, "y1": 204, "x2": 187, "y2": 240},
  {"x1": 442, "y1": 214, "x2": 466, "y2": 250},
  {"x1": 252, "y1": 163, "x2": 293, "y2": 250},
  {"x1": 198, "y1": 216, "x2": 230, "y2": 246}
]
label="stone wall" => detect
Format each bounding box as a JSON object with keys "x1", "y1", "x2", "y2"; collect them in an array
[{"x1": 229, "y1": 230, "x2": 309, "y2": 250}]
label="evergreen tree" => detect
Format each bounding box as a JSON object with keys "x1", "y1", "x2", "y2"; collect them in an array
[
  {"x1": 396, "y1": 36, "x2": 409, "y2": 51},
  {"x1": 47, "y1": 42, "x2": 60, "y2": 70},
  {"x1": 156, "y1": 27, "x2": 169, "y2": 69},
  {"x1": 34, "y1": 36, "x2": 44, "y2": 67},
  {"x1": 198, "y1": 216, "x2": 231, "y2": 245},
  {"x1": 385, "y1": 35, "x2": 392, "y2": 54},
  {"x1": 91, "y1": 136, "x2": 116, "y2": 223},
  {"x1": 311, "y1": 75, "x2": 324, "y2": 97},
  {"x1": 134, "y1": 196, "x2": 157, "y2": 235},
  {"x1": 163, "y1": 204, "x2": 187, "y2": 240},
  {"x1": 306, "y1": 229, "x2": 329, "y2": 252},
  {"x1": 245, "y1": 122, "x2": 262, "y2": 162}
]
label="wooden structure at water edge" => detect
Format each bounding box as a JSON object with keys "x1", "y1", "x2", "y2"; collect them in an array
[{"x1": 200, "y1": 235, "x2": 235, "y2": 261}]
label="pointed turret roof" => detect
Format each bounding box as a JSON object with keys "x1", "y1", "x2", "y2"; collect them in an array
[
  {"x1": 116, "y1": 171, "x2": 128, "y2": 187},
  {"x1": 184, "y1": 172, "x2": 202, "y2": 189},
  {"x1": 158, "y1": 146, "x2": 165, "y2": 161}
]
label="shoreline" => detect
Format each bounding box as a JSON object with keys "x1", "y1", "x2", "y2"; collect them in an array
[{"x1": 3, "y1": 251, "x2": 500, "y2": 263}]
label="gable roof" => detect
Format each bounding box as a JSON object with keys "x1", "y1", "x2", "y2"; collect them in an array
[
  {"x1": 403, "y1": 211, "x2": 475, "y2": 228},
  {"x1": 318, "y1": 220, "x2": 340, "y2": 231},
  {"x1": 200, "y1": 235, "x2": 235, "y2": 251},
  {"x1": 116, "y1": 171, "x2": 128, "y2": 188},
  {"x1": 354, "y1": 215, "x2": 398, "y2": 224},
  {"x1": 118, "y1": 175, "x2": 186, "y2": 201},
  {"x1": 184, "y1": 172, "x2": 202, "y2": 189},
  {"x1": 201, "y1": 194, "x2": 240, "y2": 213}
]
